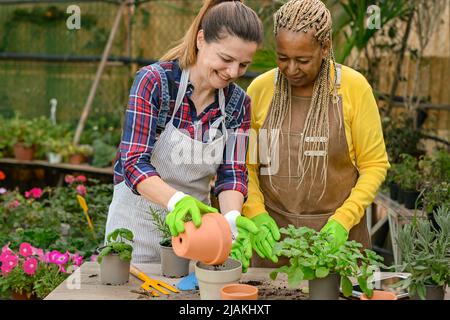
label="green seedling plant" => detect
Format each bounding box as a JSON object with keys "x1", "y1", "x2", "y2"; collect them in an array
[
  {"x1": 97, "y1": 228, "x2": 134, "y2": 263},
  {"x1": 149, "y1": 207, "x2": 172, "y2": 247},
  {"x1": 270, "y1": 225, "x2": 384, "y2": 298}
]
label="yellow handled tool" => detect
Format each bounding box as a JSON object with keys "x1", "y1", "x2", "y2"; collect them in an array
[{"x1": 130, "y1": 265, "x2": 179, "y2": 295}]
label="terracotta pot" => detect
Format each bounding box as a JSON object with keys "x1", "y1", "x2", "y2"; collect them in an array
[
  {"x1": 13, "y1": 143, "x2": 35, "y2": 161},
  {"x1": 10, "y1": 291, "x2": 37, "y2": 300},
  {"x1": 160, "y1": 244, "x2": 190, "y2": 278},
  {"x1": 361, "y1": 290, "x2": 397, "y2": 300},
  {"x1": 221, "y1": 283, "x2": 258, "y2": 300},
  {"x1": 172, "y1": 213, "x2": 232, "y2": 265},
  {"x1": 69, "y1": 154, "x2": 87, "y2": 165},
  {"x1": 195, "y1": 258, "x2": 242, "y2": 300}
]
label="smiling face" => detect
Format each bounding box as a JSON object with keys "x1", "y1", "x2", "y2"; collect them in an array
[
  {"x1": 195, "y1": 30, "x2": 258, "y2": 89},
  {"x1": 276, "y1": 27, "x2": 329, "y2": 94}
]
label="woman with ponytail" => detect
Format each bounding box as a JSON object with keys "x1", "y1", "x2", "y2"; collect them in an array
[
  {"x1": 106, "y1": 0, "x2": 263, "y2": 272},
  {"x1": 243, "y1": 0, "x2": 390, "y2": 267}
]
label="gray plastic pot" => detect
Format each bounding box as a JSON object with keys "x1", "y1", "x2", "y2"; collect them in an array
[
  {"x1": 100, "y1": 253, "x2": 130, "y2": 285},
  {"x1": 160, "y1": 244, "x2": 190, "y2": 278},
  {"x1": 195, "y1": 258, "x2": 242, "y2": 300},
  {"x1": 309, "y1": 273, "x2": 341, "y2": 300},
  {"x1": 410, "y1": 284, "x2": 445, "y2": 300}
]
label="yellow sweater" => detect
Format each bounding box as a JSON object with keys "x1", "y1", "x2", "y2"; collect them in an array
[{"x1": 242, "y1": 66, "x2": 390, "y2": 232}]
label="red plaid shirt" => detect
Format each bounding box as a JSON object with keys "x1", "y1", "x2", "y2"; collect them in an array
[{"x1": 114, "y1": 60, "x2": 250, "y2": 199}]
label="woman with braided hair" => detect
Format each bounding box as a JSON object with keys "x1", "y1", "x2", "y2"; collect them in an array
[
  {"x1": 242, "y1": 0, "x2": 390, "y2": 267},
  {"x1": 106, "y1": 0, "x2": 263, "y2": 271}
]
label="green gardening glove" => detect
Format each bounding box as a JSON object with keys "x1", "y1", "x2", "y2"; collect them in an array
[
  {"x1": 250, "y1": 213, "x2": 281, "y2": 263},
  {"x1": 226, "y1": 211, "x2": 258, "y2": 273},
  {"x1": 165, "y1": 192, "x2": 218, "y2": 237},
  {"x1": 320, "y1": 219, "x2": 348, "y2": 251}
]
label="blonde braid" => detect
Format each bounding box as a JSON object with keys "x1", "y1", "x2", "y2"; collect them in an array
[{"x1": 267, "y1": 0, "x2": 338, "y2": 200}]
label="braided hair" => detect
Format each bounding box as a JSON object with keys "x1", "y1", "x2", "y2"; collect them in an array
[{"x1": 268, "y1": 0, "x2": 339, "y2": 200}]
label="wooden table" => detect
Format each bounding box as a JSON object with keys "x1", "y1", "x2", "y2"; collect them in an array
[{"x1": 45, "y1": 262, "x2": 448, "y2": 300}]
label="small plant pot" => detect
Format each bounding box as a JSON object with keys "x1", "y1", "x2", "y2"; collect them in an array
[
  {"x1": 360, "y1": 290, "x2": 397, "y2": 300},
  {"x1": 221, "y1": 283, "x2": 258, "y2": 300},
  {"x1": 160, "y1": 244, "x2": 190, "y2": 278},
  {"x1": 195, "y1": 258, "x2": 242, "y2": 300},
  {"x1": 69, "y1": 153, "x2": 87, "y2": 165},
  {"x1": 10, "y1": 290, "x2": 37, "y2": 300},
  {"x1": 389, "y1": 183, "x2": 399, "y2": 201},
  {"x1": 172, "y1": 212, "x2": 232, "y2": 265},
  {"x1": 308, "y1": 273, "x2": 340, "y2": 300},
  {"x1": 410, "y1": 285, "x2": 445, "y2": 300},
  {"x1": 397, "y1": 188, "x2": 405, "y2": 204},
  {"x1": 47, "y1": 152, "x2": 62, "y2": 164},
  {"x1": 100, "y1": 253, "x2": 130, "y2": 285},
  {"x1": 13, "y1": 143, "x2": 35, "y2": 161},
  {"x1": 403, "y1": 190, "x2": 420, "y2": 209}
]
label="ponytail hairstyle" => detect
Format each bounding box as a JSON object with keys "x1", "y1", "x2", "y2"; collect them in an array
[
  {"x1": 268, "y1": 0, "x2": 337, "y2": 200},
  {"x1": 160, "y1": 0, "x2": 263, "y2": 69}
]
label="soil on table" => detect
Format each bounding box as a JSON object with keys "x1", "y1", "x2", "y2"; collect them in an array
[{"x1": 131, "y1": 279, "x2": 309, "y2": 300}]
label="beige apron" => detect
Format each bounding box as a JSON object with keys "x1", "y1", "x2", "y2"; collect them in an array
[{"x1": 253, "y1": 64, "x2": 371, "y2": 268}]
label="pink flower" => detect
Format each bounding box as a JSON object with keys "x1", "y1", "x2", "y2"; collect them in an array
[
  {"x1": 48, "y1": 250, "x2": 61, "y2": 264},
  {"x1": 31, "y1": 246, "x2": 44, "y2": 258},
  {"x1": 2, "y1": 254, "x2": 19, "y2": 271},
  {"x1": 1, "y1": 243, "x2": 12, "y2": 254},
  {"x1": 8, "y1": 199, "x2": 20, "y2": 209},
  {"x1": 90, "y1": 254, "x2": 98, "y2": 262},
  {"x1": 71, "y1": 253, "x2": 83, "y2": 267},
  {"x1": 0, "y1": 188, "x2": 7, "y2": 195},
  {"x1": 59, "y1": 265, "x2": 67, "y2": 273},
  {"x1": 76, "y1": 185, "x2": 86, "y2": 196},
  {"x1": 19, "y1": 242, "x2": 33, "y2": 257},
  {"x1": 75, "y1": 175, "x2": 87, "y2": 183},
  {"x1": 24, "y1": 188, "x2": 43, "y2": 199},
  {"x1": 64, "y1": 175, "x2": 75, "y2": 184},
  {"x1": 23, "y1": 257, "x2": 38, "y2": 275},
  {"x1": 1, "y1": 264, "x2": 13, "y2": 275},
  {"x1": 0, "y1": 244, "x2": 13, "y2": 262},
  {"x1": 48, "y1": 250, "x2": 69, "y2": 265}
]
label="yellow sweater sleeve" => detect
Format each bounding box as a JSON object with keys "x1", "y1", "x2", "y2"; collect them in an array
[
  {"x1": 330, "y1": 71, "x2": 391, "y2": 231},
  {"x1": 242, "y1": 70, "x2": 276, "y2": 219}
]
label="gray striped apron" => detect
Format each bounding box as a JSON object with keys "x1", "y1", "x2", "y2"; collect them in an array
[{"x1": 105, "y1": 69, "x2": 228, "y2": 263}]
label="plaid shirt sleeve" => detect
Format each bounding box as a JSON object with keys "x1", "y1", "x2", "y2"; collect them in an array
[
  {"x1": 120, "y1": 66, "x2": 161, "y2": 195},
  {"x1": 214, "y1": 93, "x2": 251, "y2": 200}
]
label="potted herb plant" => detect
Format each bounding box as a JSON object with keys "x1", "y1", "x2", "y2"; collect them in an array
[
  {"x1": 395, "y1": 154, "x2": 422, "y2": 209},
  {"x1": 8, "y1": 116, "x2": 39, "y2": 161},
  {"x1": 149, "y1": 208, "x2": 189, "y2": 278},
  {"x1": 421, "y1": 182, "x2": 450, "y2": 231},
  {"x1": 98, "y1": 228, "x2": 134, "y2": 285},
  {"x1": 394, "y1": 205, "x2": 450, "y2": 300},
  {"x1": 62, "y1": 144, "x2": 94, "y2": 165},
  {"x1": 270, "y1": 225, "x2": 384, "y2": 300},
  {"x1": 386, "y1": 163, "x2": 400, "y2": 201}
]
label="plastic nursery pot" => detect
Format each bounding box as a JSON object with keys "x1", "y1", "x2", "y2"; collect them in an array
[
  {"x1": 172, "y1": 212, "x2": 232, "y2": 265},
  {"x1": 361, "y1": 290, "x2": 397, "y2": 300},
  {"x1": 403, "y1": 190, "x2": 420, "y2": 210},
  {"x1": 100, "y1": 253, "x2": 130, "y2": 285},
  {"x1": 221, "y1": 283, "x2": 258, "y2": 300},
  {"x1": 308, "y1": 273, "x2": 340, "y2": 300},
  {"x1": 389, "y1": 183, "x2": 399, "y2": 201},
  {"x1": 410, "y1": 285, "x2": 445, "y2": 300},
  {"x1": 160, "y1": 244, "x2": 190, "y2": 278},
  {"x1": 195, "y1": 258, "x2": 242, "y2": 300}
]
